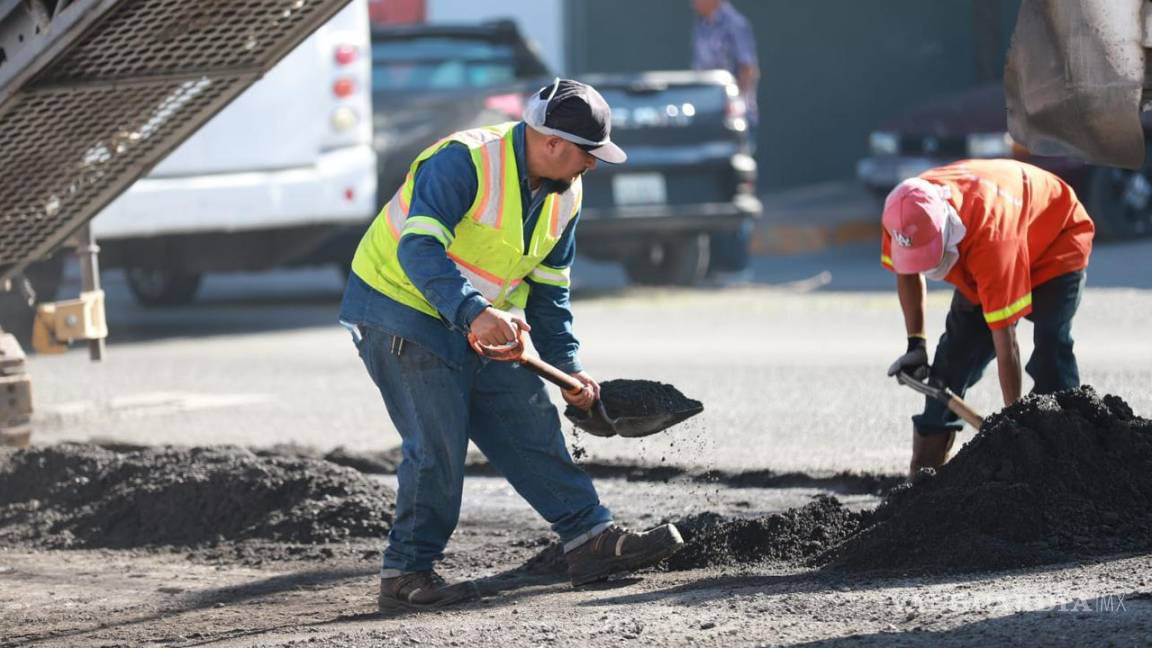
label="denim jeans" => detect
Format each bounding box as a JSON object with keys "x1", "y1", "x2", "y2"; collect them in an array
[
  {"x1": 914, "y1": 271, "x2": 1086, "y2": 436},
  {"x1": 350, "y1": 324, "x2": 613, "y2": 572}
]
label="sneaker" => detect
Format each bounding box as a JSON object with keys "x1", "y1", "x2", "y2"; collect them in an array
[
  {"x1": 377, "y1": 570, "x2": 479, "y2": 613},
  {"x1": 565, "y1": 523, "x2": 684, "y2": 586}
]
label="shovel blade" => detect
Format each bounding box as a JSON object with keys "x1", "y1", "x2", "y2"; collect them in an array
[
  {"x1": 564, "y1": 401, "x2": 704, "y2": 439},
  {"x1": 612, "y1": 404, "x2": 704, "y2": 438},
  {"x1": 565, "y1": 401, "x2": 618, "y2": 437}
]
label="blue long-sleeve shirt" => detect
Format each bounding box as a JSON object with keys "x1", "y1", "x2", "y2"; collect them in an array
[{"x1": 339, "y1": 122, "x2": 583, "y2": 373}]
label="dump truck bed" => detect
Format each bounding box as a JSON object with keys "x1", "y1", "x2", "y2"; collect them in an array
[{"x1": 0, "y1": 0, "x2": 353, "y2": 281}]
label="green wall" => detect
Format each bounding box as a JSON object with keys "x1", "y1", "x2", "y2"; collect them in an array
[{"x1": 565, "y1": 0, "x2": 1020, "y2": 189}]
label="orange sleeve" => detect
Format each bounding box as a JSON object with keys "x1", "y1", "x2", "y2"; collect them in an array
[
  {"x1": 880, "y1": 229, "x2": 895, "y2": 273},
  {"x1": 966, "y1": 238, "x2": 1033, "y2": 330}
]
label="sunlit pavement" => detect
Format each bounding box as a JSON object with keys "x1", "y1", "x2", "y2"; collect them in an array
[{"x1": 24, "y1": 238, "x2": 1152, "y2": 476}]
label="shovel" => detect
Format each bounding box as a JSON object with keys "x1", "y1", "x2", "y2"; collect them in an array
[
  {"x1": 468, "y1": 331, "x2": 698, "y2": 438},
  {"x1": 567, "y1": 394, "x2": 703, "y2": 439},
  {"x1": 895, "y1": 371, "x2": 985, "y2": 430}
]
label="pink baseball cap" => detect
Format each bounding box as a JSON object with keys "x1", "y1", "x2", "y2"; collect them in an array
[{"x1": 882, "y1": 178, "x2": 949, "y2": 274}]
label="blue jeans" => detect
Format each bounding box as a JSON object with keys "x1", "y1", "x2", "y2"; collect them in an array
[
  {"x1": 914, "y1": 271, "x2": 1086, "y2": 436},
  {"x1": 350, "y1": 324, "x2": 613, "y2": 572}
]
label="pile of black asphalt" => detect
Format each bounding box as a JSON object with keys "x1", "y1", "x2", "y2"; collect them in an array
[
  {"x1": 0, "y1": 444, "x2": 394, "y2": 549},
  {"x1": 527, "y1": 387, "x2": 1152, "y2": 576},
  {"x1": 6, "y1": 386, "x2": 1148, "y2": 578}
]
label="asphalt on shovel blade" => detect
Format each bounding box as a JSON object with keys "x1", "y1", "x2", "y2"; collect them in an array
[{"x1": 565, "y1": 379, "x2": 703, "y2": 438}]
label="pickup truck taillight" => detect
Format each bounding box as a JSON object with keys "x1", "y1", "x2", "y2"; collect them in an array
[{"x1": 724, "y1": 84, "x2": 748, "y2": 132}]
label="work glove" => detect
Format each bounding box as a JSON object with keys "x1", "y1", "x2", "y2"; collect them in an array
[{"x1": 887, "y1": 336, "x2": 929, "y2": 380}]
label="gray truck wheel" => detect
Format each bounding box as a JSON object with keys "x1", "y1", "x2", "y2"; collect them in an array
[
  {"x1": 624, "y1": 234, "x2": 710, "y2": 286},
  {"x1": 126, "y1": 268, "x2": 202, "y2": 307}
]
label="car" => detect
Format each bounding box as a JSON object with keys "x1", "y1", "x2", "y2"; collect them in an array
[
  {"x1": 366, "y1": 21, "x2": 761, "y2": 285},
  {"x1": 856, "y1": 82, "x2": 1152, "y2": 240}
]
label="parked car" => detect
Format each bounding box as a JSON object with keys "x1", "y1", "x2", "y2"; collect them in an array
[
  {"x1": 367, "y1": 21, "x2": 761, "y2": 285},
  {"x1": 856, "y1": 82, "x2": 1152, "y2": 240}
]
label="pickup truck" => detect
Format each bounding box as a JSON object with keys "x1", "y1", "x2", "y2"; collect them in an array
[
  {"x1": 575, "y1": 70, "x2": 760, "y2": 284},
  {"x1": 368, "y1": 21, "x2": 761, "y2": 285}
]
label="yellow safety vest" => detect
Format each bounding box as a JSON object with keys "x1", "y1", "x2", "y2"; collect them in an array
[{"x1": 351, "y1": 123, "x2": 582, "y2": 319}]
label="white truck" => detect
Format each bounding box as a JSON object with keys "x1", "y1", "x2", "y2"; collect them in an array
[{"x1": 91, "y1": 0, "x2": 376, "y2": 306}]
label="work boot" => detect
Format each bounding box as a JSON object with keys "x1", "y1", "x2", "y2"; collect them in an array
[
  {"x1": 565, "y1": 523, "x2": 684, "y2": 586},
  {"x1": 377, "y1": 570, "x2": 479, "y2": 613},
  {"x1": 909, "y1": 430, "x2": 956, "y2": 480}
]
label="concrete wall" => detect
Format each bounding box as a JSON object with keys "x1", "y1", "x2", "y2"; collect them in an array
[
  {"x1": 427, "y1": 0, "x2": 566, "y2": 74},
  {"x1": 565, "y1": 0, "x2": 1020, "y2": 189}
]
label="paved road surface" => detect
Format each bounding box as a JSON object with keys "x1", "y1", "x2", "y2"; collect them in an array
[{"x1": 24, "y1": 239, "x2": 1152, "y2": 475}]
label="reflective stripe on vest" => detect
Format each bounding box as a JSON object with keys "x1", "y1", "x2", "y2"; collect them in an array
[
  {"x1": 528, "y1": 264, "x2": 570, "y2": 287},
  {"x1": 984, "y1": 292, "x2": 1033, "y2": 324},
  {"x1": 350, "y1": 122, "x2": 581, "y2": 318}
]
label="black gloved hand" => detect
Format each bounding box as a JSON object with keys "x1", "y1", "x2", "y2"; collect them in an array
[{"x1": 887, "y1": 336, "x2": 929, "y2": 380}]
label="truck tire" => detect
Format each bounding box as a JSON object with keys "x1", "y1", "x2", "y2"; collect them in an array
[
  {"x1": 0, "y1": 251, "x2": 67, "y2": 349},
  {"x1": 1085, "y1": 152, "x2": 1152, "y2": 241},
  {"x1": 624, "y1": 234, "x2": 710, "y2": 286},
  {"x1": 126, "y1": 268, "x2": 202, "y2": 307}
]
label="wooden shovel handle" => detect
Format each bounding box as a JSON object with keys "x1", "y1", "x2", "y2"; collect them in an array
[
  {"x1": 467, "y1": 330, "x2": 525, "y2": 362},
  {"x1": 517, "y1": 354, "x2": 585, "y2": 395},
  {"x1": 947, "y1": 397, "x2": 984, "y2": 429}
]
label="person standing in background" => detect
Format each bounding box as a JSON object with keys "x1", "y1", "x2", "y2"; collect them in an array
[{"x1": 691, "y1": 0, "x2": 761, "y2": 280}]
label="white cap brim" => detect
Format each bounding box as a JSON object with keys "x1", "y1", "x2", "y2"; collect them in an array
[{"x1": 585, "y1": 141, "x2": 627, "y2": 164}]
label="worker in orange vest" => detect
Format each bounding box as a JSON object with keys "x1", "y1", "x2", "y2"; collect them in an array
[{"x1": 882, "y1": 160, "x2": 1095, "y2": 477}]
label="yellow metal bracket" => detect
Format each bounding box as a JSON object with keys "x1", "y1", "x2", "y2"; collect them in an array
[{"x1": 32, "y1": 289, "x2": 109, "y2": 355}]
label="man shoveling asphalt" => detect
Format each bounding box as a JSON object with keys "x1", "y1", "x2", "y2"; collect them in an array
[
  {"x1": 339, "y1": 79, "x2": 684, "y2": 612},
  {"x1": 882, "y1": 159, "x2": 1095, "y2": 477}
]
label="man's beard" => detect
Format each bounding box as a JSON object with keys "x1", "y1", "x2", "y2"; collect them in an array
[{"x1": 552, "y1": 170, "x2": 586, "y2": 194}]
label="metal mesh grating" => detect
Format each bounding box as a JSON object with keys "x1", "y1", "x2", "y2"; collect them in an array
[
  {"x1": 0, "y1": 77, "x2": 240, "y2": 265},
  {"x1": 39, "y1": 0, "x2": 336, "y2": 82},
  {"x1": 0, "y1": 0, "x2": 351, "y2": 276}
]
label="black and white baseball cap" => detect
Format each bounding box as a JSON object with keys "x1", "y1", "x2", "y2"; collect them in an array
[{"x1": 524, "y1": 78, "x2": 627, "y2": 164}]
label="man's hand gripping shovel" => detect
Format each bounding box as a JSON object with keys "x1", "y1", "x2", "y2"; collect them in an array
[
  {"x1": 894, "y1": 371, "x2": 985, "y2": 430},
  {"x1": 468, "y1": 330, "x2": 700, "y2": 438}
]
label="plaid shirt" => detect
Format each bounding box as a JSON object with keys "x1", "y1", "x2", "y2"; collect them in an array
[{"x1": 692, "y1": 1, "x2": 759, "y2": 125}]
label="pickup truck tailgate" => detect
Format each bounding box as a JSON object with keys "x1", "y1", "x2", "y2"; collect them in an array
[{"x1": 576, "y1": 72, "x2": 750, "y2": 213}]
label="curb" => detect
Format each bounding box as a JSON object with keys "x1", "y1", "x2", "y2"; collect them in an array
[
  {"x1": 746, "y1": 181, "x2": 882, "y2": 256},
  {"x1": 750, "y1": 217, "x2": 879, "y2": 256}
]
